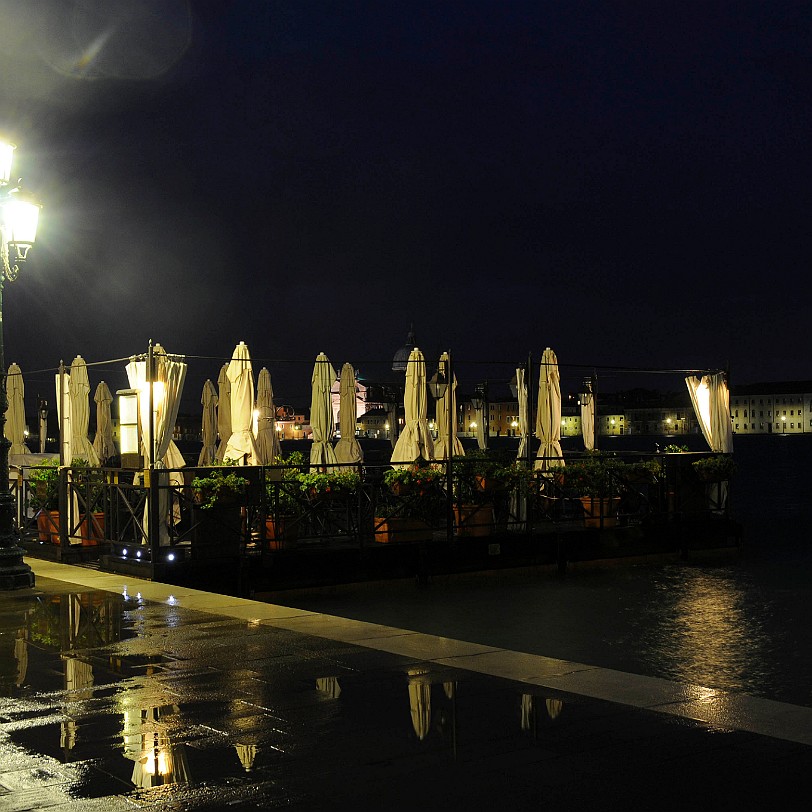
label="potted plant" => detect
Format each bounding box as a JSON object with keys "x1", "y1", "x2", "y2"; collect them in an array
[
  {"x1": 264, "y1": 451, "x2": 306, "y2": 549},
  {"x1": 560, "y1": 452, "x2": 626, "y2": 527},
  {"x1": 450, "y1": 453, "x2": 505, "y2": 537},
  {"x1": 299, "y1": 469, "x2": 361, "y2": 500},
  {"x1": 190, "y1": 467, "x2": 249, "y2": 509},
  {"x1": 376, "y1": 463, "x2": 445, "y2": 543},
  {"x1": 691, "y1": 454, "x2": 736, "y2": 482},
  {"x1": 28, "y1": 458, "x2": 60, "y2": 543},
  {"x1": 190, "y1": 464, "x2": 249, "y2": 558},
  {"x1": 383, "y1": 463, "x2": 445, "y2": 496},
  {"x1": 71, "y1": 458, "x2": 107, "y2": 545}
]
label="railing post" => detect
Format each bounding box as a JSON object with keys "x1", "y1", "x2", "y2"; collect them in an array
[{"x1": 58, "y1": 466, "x2": 69, "y2": 548}]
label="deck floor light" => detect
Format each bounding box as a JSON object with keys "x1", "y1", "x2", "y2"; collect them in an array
[{"x1": 1, "y1": 138, "x2": 42, "y2": 590}]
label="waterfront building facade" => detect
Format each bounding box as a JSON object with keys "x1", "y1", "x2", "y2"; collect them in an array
[{"x1": 730, "y1": 381, "x2": 812, "y2": 434}]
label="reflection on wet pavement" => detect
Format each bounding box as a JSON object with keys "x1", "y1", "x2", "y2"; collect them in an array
[
  {"x1": 3, "y1": 576, "x2": 812, "y2": 810},
  {"x1": 1, "y1": 579, "x2": 577, "y2": 809}
]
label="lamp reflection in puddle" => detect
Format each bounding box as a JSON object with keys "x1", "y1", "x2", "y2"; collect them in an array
[{"x1": 122, "y1": 704, "x2": 189, "y2": 788}]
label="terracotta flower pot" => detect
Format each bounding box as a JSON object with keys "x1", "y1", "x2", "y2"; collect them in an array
[{"x1": 580, "y1": 496, "x2": 620, "y2": 528}]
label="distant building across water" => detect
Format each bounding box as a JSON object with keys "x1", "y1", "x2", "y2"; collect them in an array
[{"x1": 730, "y1": 381, "x2": 812, "y2": 435}]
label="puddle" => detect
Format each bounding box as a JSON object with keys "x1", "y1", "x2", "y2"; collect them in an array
[{"x1": 2, "y1": 583, "x2": 580, "y2": 807}]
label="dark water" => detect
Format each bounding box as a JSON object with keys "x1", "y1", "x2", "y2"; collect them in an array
[{"x1": 283, "y1": 434, "x2": 812, "y2": 708}]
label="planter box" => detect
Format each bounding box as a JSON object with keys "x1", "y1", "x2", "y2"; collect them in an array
[
  {"x1": 35, "y1": 511, "x2": 103, "y2": 546},
  {"x1": 36, "y1": 509, "x2": 61, "y2": 544},
  {"x1": 265, "y1": 516, "x2": 299, "y2": 550},
  {"x1": 580, "y1": 496, "x2": 621, "y2": 528},
  {"x1": 374, "y1": 516, "x2": 432, "y2": 543},
  {"x1": 454, "y1": 504, "x2": 495, "y2": 537},
  {"x1": 191, "y1": 505, "x2": 243, "y2": 559}
]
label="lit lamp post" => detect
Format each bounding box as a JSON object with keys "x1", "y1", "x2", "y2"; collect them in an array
[
  {"x1": 38, "y1": 398, "x2": 48, "y2": 454},
  {"x1": 471, "y1": 382, "x2": 488, "y2": 450},
  {"x1": 428, "y1": 354, "x2": 454, "y2": 543},
  {"x1": 1, "y1": 139, "x2": 42, "y2": 590}
]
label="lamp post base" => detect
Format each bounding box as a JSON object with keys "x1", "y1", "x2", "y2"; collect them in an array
[{"x1": 0, "y1": 545, "x2": 35, "y2": 589}]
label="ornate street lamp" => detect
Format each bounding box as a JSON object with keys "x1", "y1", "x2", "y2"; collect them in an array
[
  {"x1": 1, "y1": 139, "x2": 42, "y2": 590},
  {"x1": 471, "y1": 382, "x2": 488, "y2": 450}
]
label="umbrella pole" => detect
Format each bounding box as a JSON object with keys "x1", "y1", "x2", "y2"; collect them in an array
[{"x1": 147, "y1": 341, "x2": 159, "y2": 553}]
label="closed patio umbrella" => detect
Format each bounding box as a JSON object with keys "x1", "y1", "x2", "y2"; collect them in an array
[
  {"x1": 197, "y1": 379, "x2": 218, "y2": 466},
  {"x1": 224, "y1": 341, "x2": 259, "y2": 465},
  {"x1": 309, "y1": 352, "x2": 338, "y2": 468},
  {"x1": 215, "y1": 362, "x2": 231, "y2": 462},
  {"x1": 534, "y1": 347, "x2": 564, "y2": 471},
  {"x1": 581, "y1": 378, "x2": 595, "y2": 451},
  {"x1": 510, "y1": 365, "x2": 530, "y2": 531},
  {"x1": 334, "y1": 362, "x2": 363, "y2": 465},
  {"x1": 391, "y1": 347, "x2": 434, "y2": 466},
  {"x1": 92, "y1": 381, "x2": 116, "y2": 464},
  {"x1": 515, "y1": 366, "x2": 530, "y2": 463},
  {"x1": 5, "y1": 362, "x2": 29, "y2": 457},
  {"x1": 432, "y1": 352, "x2": 464, "y2": 461},
  {"x1": 68, "y1": 355, "x2": 99, "y2": 466},
  {"x1": 254, "y1": 367, "x2": 281, "y2": 465}
]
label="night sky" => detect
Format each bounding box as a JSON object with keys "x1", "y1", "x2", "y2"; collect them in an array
[{"x1": 1, "y1": 0, "x2": 811, "y2": 414}]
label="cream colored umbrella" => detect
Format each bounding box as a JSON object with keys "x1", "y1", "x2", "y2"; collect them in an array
[
  {"x1": 215, "y1": 362, "x2": 231, "y2": 462},
  {"x1": 509, "y1": 366, "x2": 530, "y2": 531},
  {"x1": 432, "y1": 352, "x2": 463, "y2": 461},
  {"x1": 224, "y1": 342, "x2": 259, "y2": 465},
  {"x1": 334, "y1": 363, "x2": 363, "y2": 465},
  {"x1": 5, "y1": 362, "x2": 29, "y2": 456},
  {"x1": 534, "y1": 347, "x2": 564, "y2": 471},
  {"x1": 92, "y1": 381, "x2": 116, "y2": 464},
  {"x1": 68, "y1": 355, "x2": 100, "y2": 466},
  {"x1": 310, "y1": 352, "x2": 338, "y2": 468},
  {"x1": 391, "y1": 348, "x2": 434, "y2": 466},
  {"x1": 581, "y1": 378, "x2": 595, "y2": 451},
  {"x1": 254, "y1": 367, "x2": 281, "y2": 465},
  {"x1": 515, "y1": 366, "x2": 530, "y2": 462},
  {"x1": 197, "y1": 380, "x2": 218, "y2": 465}
]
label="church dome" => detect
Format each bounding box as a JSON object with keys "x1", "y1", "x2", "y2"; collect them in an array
[{"x1": 392, "y1": 327, "x2": 416, "y2": 372}]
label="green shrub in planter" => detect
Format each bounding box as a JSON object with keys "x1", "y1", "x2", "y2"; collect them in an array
[{"x1": 692, "y1": 454, "x2": 736, "y2": 482}]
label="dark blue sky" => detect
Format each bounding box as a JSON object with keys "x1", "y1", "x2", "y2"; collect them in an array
[{"x1": 2, "y1": 0, "x2": 811, "y2": 411}]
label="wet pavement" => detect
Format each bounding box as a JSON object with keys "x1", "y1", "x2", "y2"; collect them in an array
[{"x1": 2, "y1": 562, "x2": 812, "y2": 810}]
